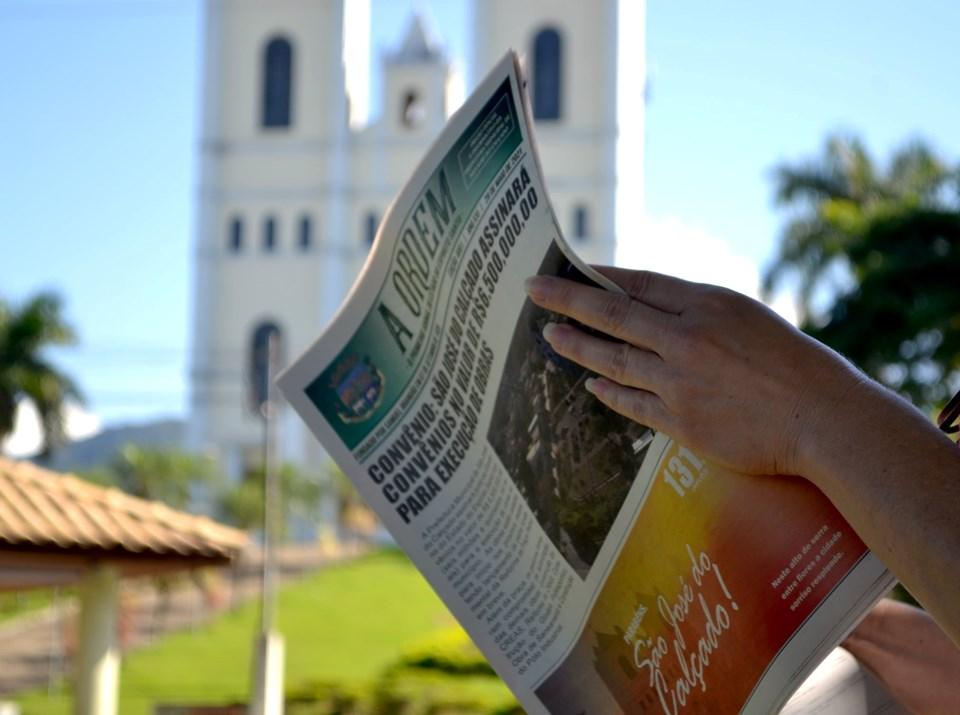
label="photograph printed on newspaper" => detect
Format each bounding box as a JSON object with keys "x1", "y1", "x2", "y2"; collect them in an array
[{"x1": 278, "y1": 52, "x2": 895, "y2": 714}]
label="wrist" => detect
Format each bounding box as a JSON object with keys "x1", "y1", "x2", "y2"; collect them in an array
[{"x1": 791, "y1": 351, "x2": 872, "y2": 489}]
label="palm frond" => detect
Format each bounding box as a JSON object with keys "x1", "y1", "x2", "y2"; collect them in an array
[
  {"x1": 761, "y1": 217, "x2": 848, "y2": 306},
  {"x1": 886, "y1": 140, "x2": 952, "y2": 203},
  {"x1": 0, "y1": 291, "x2": 79, "y2": 456},
  {"x1": 771, "y1": 164, "x2": 851, "y2": 206}
]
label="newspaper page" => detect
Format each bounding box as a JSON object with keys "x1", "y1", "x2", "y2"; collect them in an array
[{"x1": 278, "y1": 53, "x2": 895, "y2": 714}]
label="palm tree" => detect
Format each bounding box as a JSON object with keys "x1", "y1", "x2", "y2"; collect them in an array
[
  {"x1": 764, "y1": 136, "x2": 953, "y2": 312},
  {"x1": 0, "y1": 293, "x2": 81, "y2": 456},
  {"x1": 764, "y1": 135, "x2": 960, "y2": 405}
]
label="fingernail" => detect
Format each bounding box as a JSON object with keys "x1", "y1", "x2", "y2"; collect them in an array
[
  {"x1": 524, "y1": 276, "x2": 544, "y2": 298},
  {"x1": 585, "y1": 377, "x2": 598, "y2": 393},
  {"x1": 542, "y1": 322, "x2": 558, "y2": 342}
]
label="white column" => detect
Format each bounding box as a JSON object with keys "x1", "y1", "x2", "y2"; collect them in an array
[
  {"x1": 75, "y1": 564, "x2": 120, "y2": 715},
  {"x1": 249, "y1": 631, "x2": 285, "y2": 715}
]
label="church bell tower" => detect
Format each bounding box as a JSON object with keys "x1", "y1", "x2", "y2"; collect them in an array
[
  {"x1": 189, "y1": 0, "x2": 352, "y2": 481},
  {"x1": 470, "y1": 0, "x2": 620, "y2": 265}
]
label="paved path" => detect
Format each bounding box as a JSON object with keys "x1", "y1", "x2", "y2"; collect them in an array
[{"x1": 0, "y1": 542, "x2": 367, "y2": 696}]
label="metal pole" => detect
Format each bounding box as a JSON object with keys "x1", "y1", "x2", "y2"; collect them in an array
[
  {"x1": 250, "y1": 332, "x2": 284, "y2": 715},
  {"x1": 48, "y1": 586, "x2": 59, "y2": 696},
  {"x1": 260, "y1": 330, "x2": 279, "y2": 634}
]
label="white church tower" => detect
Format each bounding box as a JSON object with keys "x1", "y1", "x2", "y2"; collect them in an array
[
  {"x1": 345, "y1": 16, "x2": 450, "y2": 274},
  {"x1": 189, "y1": 2, "x2": 451, "y2": 492},
  {"x1": 189, "y1": 1, "x2": 628, "y2": 532},
  {"x1": 471, "y1": 0, "x2": 620, "y2": 265},
  {"x1": 190, "y1": 0, "x2": 351, "y2": 482}
]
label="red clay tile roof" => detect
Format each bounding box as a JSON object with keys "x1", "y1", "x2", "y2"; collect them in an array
[{"x1": 0, "y1": 457, "x2": 247, "y2": 559}]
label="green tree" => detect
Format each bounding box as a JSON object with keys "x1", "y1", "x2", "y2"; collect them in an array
[
  {"x1": 0, "y1": 293, "x2": 80, "y2": 456},
  {"x1": 216, "y1": 462, "x2": 325, "y2": 538},
  {"x1": 85, "y1": 444, "x2": 222, "y2": 510},
  {"x1": 764, "y1": 135, "x2": 960, "y2": 406}
]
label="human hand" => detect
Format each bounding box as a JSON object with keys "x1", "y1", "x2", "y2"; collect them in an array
[
  {"x1": 842, "y1": 598, "x2": 960, "y2": 714},
  {"x1": 524, "y1": 267, "x2": 865, "y2": 478}
]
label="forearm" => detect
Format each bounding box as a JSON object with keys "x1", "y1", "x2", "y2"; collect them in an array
[
  {"x1": 800, "y1": 376, "x2": 960, "y2": 647},
  {"x1": 843, "y1": 599, "x2": 960, "y2": 715}
]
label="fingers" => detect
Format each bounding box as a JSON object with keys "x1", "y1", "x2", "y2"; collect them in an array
[
  {"x1": 543, "y1": 322, "x2": 667, "y2": 392},
  {"x1": 592, "y1": 266, "x2": 697, "y2": 315},
  {"x1": 525, "y1": 276, "x2": 676, "y2": 352},
  {"x1": 585, "y1": 377, "x2": 672, "y2": 433}
]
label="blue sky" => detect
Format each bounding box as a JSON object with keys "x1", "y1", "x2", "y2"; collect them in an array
[
  {"x1": 644, "y1": 1, "x2": 960, "y2": 267},
  {"x1": 2, "y1": 0, "x2": 959, "y2": 435}
]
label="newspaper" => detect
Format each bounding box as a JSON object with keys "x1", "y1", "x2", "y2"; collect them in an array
[{"x1": 278, "y1": 52, "x2": 895, "y2": 714}]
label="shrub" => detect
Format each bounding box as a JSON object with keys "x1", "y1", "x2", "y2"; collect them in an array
[
  {"x1": 390, "y1": 627, "x2": 496, "y2": 677},
  {"x1": 286, "y1": 626, "x2": 521, "y2": 715}
]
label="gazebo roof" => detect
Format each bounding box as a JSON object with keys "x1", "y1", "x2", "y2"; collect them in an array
[{"x1": 0, "y1": 457, "x2": 247, "y2": 583}]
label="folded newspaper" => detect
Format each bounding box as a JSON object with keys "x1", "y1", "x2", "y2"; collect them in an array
[{"x1": 278, "y1": 52, "x2": 895, "y2": 714}]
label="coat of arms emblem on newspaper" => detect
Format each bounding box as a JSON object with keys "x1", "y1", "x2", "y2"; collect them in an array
[{"x1": 331, "y1": 353, "x2": 385, "y2": 424}]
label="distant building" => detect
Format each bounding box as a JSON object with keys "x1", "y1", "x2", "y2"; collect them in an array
[{"x1": 188, "y1": 0, "x2": 630, "y2": 529}]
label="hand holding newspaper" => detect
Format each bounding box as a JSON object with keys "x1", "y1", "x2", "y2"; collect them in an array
[{"x1": 278, "y1": 53, "x2": 894, "y2": 714}]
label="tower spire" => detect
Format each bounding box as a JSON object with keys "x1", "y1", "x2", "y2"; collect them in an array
[{"x1": 392, "y1": 14, "x2": 440, "y2": 64}]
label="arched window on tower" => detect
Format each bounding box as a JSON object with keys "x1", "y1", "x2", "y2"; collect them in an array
[
  {"x1": 401, "y1": 89, "x2": 425, "y2": 129},
  {"x1": 248, "y1": 321, "x2": 284, "y2": 414},
  {"x1": 364, "y1": 211, "x2": 379, "y2": 247},
  {"x1": 532, "y1": 27, "x2": 562, "y2": 121},
  {"x1": 299, "y1": 214, "x2": 312, "y2": 251},
  {"x1": 262, "y1": 36, "x2": 293, "y2": 128},
  {"x1": 227, "y1": 216, "x2": 243, "y2": 253},
  {"x1": 573, "y1": 204, "x2": 589, "y2": 241},
  {"x1": 263, "y1": 216, "x2": 277, "y2": 252}
]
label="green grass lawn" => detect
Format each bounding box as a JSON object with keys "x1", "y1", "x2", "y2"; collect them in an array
[{"x1": 15, "y1": 550, "x2": 513, "y2": 715}]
